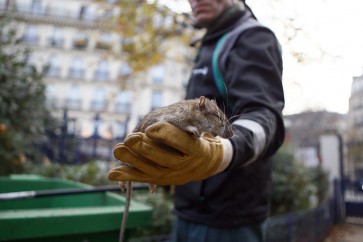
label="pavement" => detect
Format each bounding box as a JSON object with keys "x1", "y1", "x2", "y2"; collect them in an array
[{"x1": 323, "y1": 220, "x2": 363, "y2": 242}]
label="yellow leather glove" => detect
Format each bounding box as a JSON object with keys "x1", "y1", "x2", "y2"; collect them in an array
[{"x1": 108, "y1": 122, "x2": 233, "y2": 185}]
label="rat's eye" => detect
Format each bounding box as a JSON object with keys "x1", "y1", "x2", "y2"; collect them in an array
[{"x1": 209, "y1": 113, "x2": 223, "y2": 121}]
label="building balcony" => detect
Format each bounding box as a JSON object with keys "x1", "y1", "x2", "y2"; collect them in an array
[
  {"x1": 65, "y1": 99, "x2": 82, "y2": 110},
  {"x1": 152, "y1": 77, "x2": 163, "y2": 85},
  {"x1": 354, "y1": 121, "x2": 363, "y2": 128},
  {"x1": 114, "y1": 103, "x2": 131, "y2": 113},
  {"x1": 46, "y1": 67, "x2": 61, "y2": 78},
  {"x1": 48, "y1": 37, "x2": 64, "y2": 48},
  {"x1": 2, "y1": 6, "x2": 110, "y2": 29},
  {"x1": 90, "y1": 101, "x2": 106, "y2": 112},
  {"x1": 350, "y1": 104, "x2": 363, "y2": 111},
  {"x1": 46, "y1": 98, "x2": 61, "y2": 109},
  {"x1": 73, "y1": 38, "x2": 88, "y2": 49},
  {"x1": 68, "y1": 69, "x2": 85, "y2": 80},
  {"x1": 95, "y1": 41, "x2": 112, "y2": 50},
  {"x1": 22, "y1": 35, "x2": 39, "y2": 45},
  {"x1": 94, "y1": 70, "x2": 109, "y2": 81}
]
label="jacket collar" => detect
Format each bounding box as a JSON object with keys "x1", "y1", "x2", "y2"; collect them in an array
[{"x1": 205, "y1": 4, "x2": 244, "y2": 36}]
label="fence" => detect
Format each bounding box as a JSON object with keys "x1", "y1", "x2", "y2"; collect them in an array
[
  {"x1": 265, "y1": 199, "x2": 334, "y2": 242},
  {"x1": 39, "y1": 110, "x2": 126, "y2": 164},
  {"x1": 342, "y1": 179, "x2": 363, "y2": 218},
  {"x1": 126, "y1": 197, "x2": 336, "y2": 242},
  {"x1": 126, "y1": 180, "x2": 358, "y2": 242}
]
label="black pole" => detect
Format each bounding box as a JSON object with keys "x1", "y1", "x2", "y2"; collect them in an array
[
  {"x1": 92, "y1": 113, "x2": 100, "y2": 159},
  {"x1": 59, "y1": 108, "x2": 68, "y2": 162}
]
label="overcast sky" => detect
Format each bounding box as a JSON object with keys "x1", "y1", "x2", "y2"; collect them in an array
[{"x1": 164, "y1": 0, "x2": 363, "y2": 115}]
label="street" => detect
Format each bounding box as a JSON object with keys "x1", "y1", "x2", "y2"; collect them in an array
[{"x1": 324, "y1": 222, "x2": 363, "y2": 242}]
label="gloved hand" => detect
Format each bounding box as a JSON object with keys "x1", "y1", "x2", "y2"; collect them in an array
[{"x1": 108, "y1": 122, "x2": 233, "y2": 185}]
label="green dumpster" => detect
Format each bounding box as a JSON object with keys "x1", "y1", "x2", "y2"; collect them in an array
[{"x1": 0, "y1": 175, "x2": 152, "y2": 242}]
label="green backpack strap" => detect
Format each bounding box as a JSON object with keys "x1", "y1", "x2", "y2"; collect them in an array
[
  {"x1": 212, "y1": 34, "x2": 229, "y2": 103},
  {"x1": 211, "y1": 14, "x2": 263, "y2": 112}
]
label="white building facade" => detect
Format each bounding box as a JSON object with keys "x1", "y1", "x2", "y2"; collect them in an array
[
  {"x1": 347, "y1": 70, "x2": 363, "y2": 178},
  {"x1": 1, "y1": 0, "x2": 193, "y2": 160}
]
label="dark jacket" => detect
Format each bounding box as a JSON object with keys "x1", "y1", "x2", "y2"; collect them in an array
[{"x1": 174, "y1": 5, "x2": 285, "y2": 228}]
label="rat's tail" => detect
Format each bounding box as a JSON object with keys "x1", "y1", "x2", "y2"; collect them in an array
[{"x1": 119, "y1": 181, "x2": 132, "y2": 242}]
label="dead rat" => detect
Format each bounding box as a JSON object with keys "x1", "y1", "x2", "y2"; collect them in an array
[{"x1": 117, "y1": 96, "x2": 232, "y2": 242}]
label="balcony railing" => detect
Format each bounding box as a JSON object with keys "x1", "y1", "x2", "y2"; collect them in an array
[
  {"x1": 94, "y1": 70, "x2": 109, "y2": 81},
  {"x1": 46, "y1": 98, "x2": 61, "y2": 109},
  {"x1": 95, "y1": 41, "x2": 112, "y2": 50},
  {"x1": 114, "y1": 103, "x2": 131, "y2": 113},
  {"x1": 68, "y1": 69, "x2": 85, "y2": 79},
  {"x1": 48, "y1": 37, "x2": 64, "y2": 48},
  {"x1": 47, "y1": 67, "x2": 61, "y2": 77},
  {"x1": 1, "y1": 5, "x2": 112, "y2": 28},
  {"x1": 22, "y1": 35, "x2": 39, "y2": 44},
  {"x1": 73, "y1": 38, "x2": 88, "y2": 49},
  {"x1": 65, "y1": 99, "x2": 82, "y2": 110},
  {"x1": 90, "y1": 101, "x2": 106, "y2": 112}
]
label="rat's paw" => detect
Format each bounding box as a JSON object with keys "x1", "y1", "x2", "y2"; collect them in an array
[
  {"x1": 148, "y1": 184, "x2": 157, "y2": 193},
  {"x1": 185, "y1": 125, "x2": 201, "y2": 138},
  {"x1": 119, "y1": 181, "x2": 127, "y2": 192}
]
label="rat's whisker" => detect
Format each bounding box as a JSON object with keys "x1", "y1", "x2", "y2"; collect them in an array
[{"x1": 228, "y1": 114, "x2": 239, "y2": 122}]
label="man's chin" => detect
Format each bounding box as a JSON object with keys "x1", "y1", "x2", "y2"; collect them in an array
[{"x1": 195, "y1": 14, "x2": 214, "y2": 28}]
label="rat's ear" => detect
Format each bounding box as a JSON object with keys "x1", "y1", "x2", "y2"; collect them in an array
[{"x1": 198, "y1": 96, "x2": 206, "y2": 111}]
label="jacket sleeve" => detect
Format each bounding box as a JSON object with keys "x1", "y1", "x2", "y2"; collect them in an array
[{"x1": 224, "y1": 26, "x2": 285, "y2": 170}]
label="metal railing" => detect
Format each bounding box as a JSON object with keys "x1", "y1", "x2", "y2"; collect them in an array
[{"x1": 265, "y1": 199, "x2": 334, "y2": 242}]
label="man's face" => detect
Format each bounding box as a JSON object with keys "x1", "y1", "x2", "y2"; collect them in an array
[{"x1": 189, "y1": 0, "x2": 235, "y2": 27}]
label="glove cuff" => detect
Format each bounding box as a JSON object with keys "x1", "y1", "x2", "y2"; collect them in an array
[{"x1": 212, "y1": 138, "x2": 233, "y2": 175}]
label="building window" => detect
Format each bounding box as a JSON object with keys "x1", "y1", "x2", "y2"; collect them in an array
[
  {"x1": 119, "y1": 62, "x2": 132, "y2": 77},
  {"x1": 79, "y1": 5, "x2": 94, "y2": 21},
  {"x1": 96, "y1": 33, "x2": 112, "y2": 50},
  {"x1": 115, "y1": 91, "x2": 131, "y2": 113},
  {"x1": 73, "y1": 32, "x2": 88, "y2": 49},
  {"x1": 94, "y1": 60, "x2": 109, "y2": 81},
  {"x1": 47, "y1": 55, "x2": 60, "y2": 77},
  {"x1": 0, "y1": 0, "x2": 9, "y2": 11},
  {"x1": 114, "y1": 121, "x2": 127, "y2": 139},
  {"x1": 150, "y1": 65, "x2": 165, "y2": 84},
  {"x1": 91, "y1": 88, "x2": 106, "y2": 111},
  {"x1": 66, "y1": 85, "x2": 82, "y2": 109},
  {"x1": 31, "y1": 0, "x2": 43, "y2": 15},
  {"x1": 23, "y1": 25, "x2": 39, "y2": 44},
  {"x1": 45, "y1": 86, "x2": 57, "y2": 108},
  {"x1": 68, "y1": 57, "x2": 85, "y2": 79},
  {"x1": 79, "y1": 6, "x2": 86, "y2": 20},
  {"x1": 49, "y1": 27, "x2": 64, "y2": 48},
  {"x1": 25, "y1": 52, "x2": 34, "y2": 64},
  {"x1": 47, "y1": 3, "x2": 68, "y2": 18},
  {"x1": 352, "y1": 78, "x2": 363, "y2": 93},
  {"x1": 151, "y1": 91, "x2": 162, "y2": 109}
]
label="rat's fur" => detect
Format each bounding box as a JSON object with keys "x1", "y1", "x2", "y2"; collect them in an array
[{"x1": 134, "y1": 96, "x2": 232, "y2": 138}]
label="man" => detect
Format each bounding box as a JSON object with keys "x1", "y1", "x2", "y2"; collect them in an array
[{"x1": 108, "y1": 0, "x2": 285, "y2": 241}]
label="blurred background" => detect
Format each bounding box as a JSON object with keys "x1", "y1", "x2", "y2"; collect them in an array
[{"x1": 0, "y1": 0, "x2": 362, "y2": 241}]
